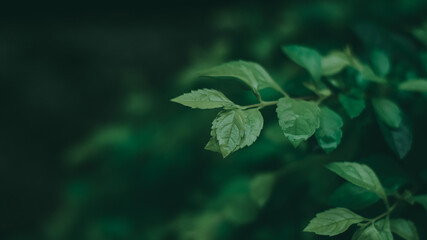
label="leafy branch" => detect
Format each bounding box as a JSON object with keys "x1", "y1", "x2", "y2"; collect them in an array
[{"x1": 171, "y1": 44, "x2": 427, "y2": 238}]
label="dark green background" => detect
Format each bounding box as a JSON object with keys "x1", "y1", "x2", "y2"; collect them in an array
[{"x1": 1, "y1": 1, "x2": 427, "y2": 239}]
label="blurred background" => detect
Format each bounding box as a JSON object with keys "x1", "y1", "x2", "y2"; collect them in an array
[{"x1": 1, "y1": 0, "x2": 427, "y2": 239}]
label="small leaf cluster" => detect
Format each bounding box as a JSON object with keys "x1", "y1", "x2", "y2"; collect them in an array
[
  {"x1": 172, "y1": 45, "x2": 426, "y2": 158},
  {"x1": 304, "y1": 162, "x2": 427, "y2": 240}
]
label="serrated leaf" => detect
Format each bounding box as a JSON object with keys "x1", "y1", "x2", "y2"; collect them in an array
[
  {"x1": 315, "y1": 107, "x2": 343, "y2": 153},
  {"x1": 171, "y1": 88, "x2": 236, "y2": 109},
  {"x1": 375, "y1": 217, "x2": 393, "y2": 240},
  {"x1": 372, "y1": 98, "x2": 402, "y2": 128},
  {"x1": 282, "y1": 45, "x2": 322, "y2": 81},
  {"x1": 204, "y1": 136, "x2": 221, "y2": 153},
  {"x1": 199, "y1": 60, "x2": 283, "y2": 93},
  {"x1": 303, "y1": 208, "x2": 365, "y2": 236},
  {"x1": 212, "y1": 110, "x2": 246, "y2": 158},
  {"x1": 378, "y1": 118, "x2": 412, "y2": 159},
  {"x1": 413, "y1": 195, "x2": 427, "y2": 210},
  {"x1": 399, "y1": 79, "x2": 427, "y2": 93},
  {"x1": 327, "y1": 162, "x2": 387, "y2": 200},
  {"x1": 322, "y1": 51, "x2": 350, "y2": 76},
  {"x1": 329, "y1": 182, "x2": 380, "y2": 210},
  {"x1": 250, "y1": 173, "x2": 275, "y2": 207},
  {"x1": 276, "y1": 97, "x2": 320, "y2": 147},
  {"x1": 338, "y1": 94, "x2": 366, "y2": 118},
  {"x1": 353, "y1": 224, "x2": 382, "y2": 240},
  {"x1": 390, "y1": 219, "x2": 419, "y2": 240},
  {"x1": 239, "y1": 109, "x2": 264, "y2": 148}
]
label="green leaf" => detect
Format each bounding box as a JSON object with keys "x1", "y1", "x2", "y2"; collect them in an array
[
  {"x1": 375, "y1": 217, "x2": 393, "y2": 240},
  {"x1": 199, "y1": 60, "x2": 284, "y2": 93},
  {"x1": 329, "y1": 182, "x2": 380, "y2": 210},
  {"x1": 338, "y1": 94, "x2": 366, "y2": 119},
  {"x1": 212, "y1": 110, "x2": 246, "y2": 158},
  {"x1": 282, "y1": 45, "x2": 322, "y2": 81},
  {"x1": 327, "y1": 162, "x2": 387, "y2": 200},
  {"x1": 378, "y1": 118, "x2": 412, "y2": 159},
  {"x1": 372, "y1": 98, "x2": 402, "y2": 128},
  {"x1": 239, "y1": 109, "x2": 264, "y2": 148},
  {"x1": 171, "y1": 88, "x2": 236, "y2": 109},
  {"x1": 322, "y1": 51, "x2": 350, "y2": 76},
  {"x1": 370, "y1": 50, "x2": 390, "y2": 77},
  {"x1": 353, "y1": 224, "x2": 382, "y2": 240},
  {"x1": 250, "y1": 173, "x2": 275, "y2": 207},
  {"x1": 315, "y1": 107, "x2": 344, "y2": 153},
  {"x1": 399, "y1": 79, "x2": 427, "y2": 93},
  {"x1": 303, "y1": 208, "x2": 365, "y2": 236},
  {"x1": 390, "y1": 219, "x2": 419, "y2": 240},
  {"x1": 276, "y1": 97, "x2": 320, "y2": 147},
  {"x1": 413, "y1": 195, "x2": 427, "y2": 210}
]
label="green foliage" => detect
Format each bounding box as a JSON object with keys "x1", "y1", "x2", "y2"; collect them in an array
[
  {"x1": 303, "y1": 208, "x2": 365, "y2": 236},
  {"x1": 327, "y1": 162, "x2": 387, "y2": 200},
  {"x1": 171, "y1": 88, "x2": 236, "y2": 109},
  {"x1": 282, "y1": 45, "x2": 322, "y2": 81},
  {"x1": 276, "y1": 98, "x2": 320, "y2": 147},
  {"x1": 390, "y1": 219, "x2": 419, "y2": 240},
  {"x1": 338, "y1": 94, "x2": 366, "y2": 119},
  {"x1": 170, "y1": 18, "x2": 427, "y2": 239},
  {"x1": 315, "y1": 107, "x2": 343, "y2": 153},
  {"x1": 399, "y1": 79, "x2": 427, "y2": 93},
  {"x1": 372, "y1": 98, "x2": 403, "y2": 128}
]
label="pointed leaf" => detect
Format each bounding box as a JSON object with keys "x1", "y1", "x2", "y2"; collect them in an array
[
  {"x1": 413, "y1": 195, "x2": 427, "y2": 210},
  {"x1": 375, "y1": 217, "x2": 393, "y2": 240},
  {"x1": 353, "y1": 224, "x2": 382, "y2": 240},
  {"x1": 213, "y1": 110, "x2": 246, "y2": 158},
  {"x1": 378, "y1": 118, "x2": 412, "y2": 159},
  {"x1": 239, "y1": 109, "x2": 264, "y2": 148},
  {"x1": 199, "y1": 60, "x2": 283, "y2": 93},
  {"x1": 250, "y1": 173, "x2": 275, "y2": 207},
  {"x1": 282, "y1": 45, "x2": 322, "y2": 81},
  {"x1": 390, "y1": 219, "x2": 419, "y2": 240},
  {"x1": 303, "y1": 208, "x2": 365, "y2": 236},
  {"x1": 329, "y1": 182, "x2": 380, "y2": 210},
  {"x1": 276, "y1": 97, "x2": 320, "y2": 147},
  {"x1": 327, "y1": 162, "x2": 387, "y2": 200},
  {"x1": 322, "y1": 51, "x2": 350, "y2": 76},
  {"x1": 339, "y1": 94, "x2": 366, "y2": 119},
  {"x1": 372, "y1": 98, "x2": 402, "y2": 128},
  {"x1": 315, "y1": 107, "x2": 343, "y2": 153},
  {"x1": 399, "y1": 79, "x2": 427, "y2": 93},
  {"x1": 171, "y1": 88, "x2": 236, "y2": 109}
]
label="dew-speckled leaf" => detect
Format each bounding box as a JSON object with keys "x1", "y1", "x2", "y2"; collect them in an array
[
  {"x1": 327, "y1": 162, "x2": 387, "y2": 200},
  {"x1": 213, "y1": 110, "x2": 246, "y2": 158},
  {"x1": 199, "y1": 60, "x2": 283, "y2": 93},
  {"x1": 390, "y1": 219, "x2": 419, "y2": 240},
  {"x1": 322, "y1": 51, "x2": 349, "y2": 76},
  {"x1": 338, "y1": 94, "x2": 366, "y2": 119},
  {"x1": 276, "y1": 97, "x2": 320, "y2": 147},
  {"x1": 239, "y1": 109, "x2": 264, "y2": 148},
  {"x1": 413, "y1": 195, "x2": 427, "y2": 210},
  {"x1": 372, "y1": 98, "x2": 402, "y2": 128},
  {"x1": 250, "y1": 173, "x2": 275, "y2": 207},
  {"x1": 399, "y1": 79, "x2": 427, "y2": 93},
  {"x1": 315, "y1": 107, "x2": 343, "y2": 153},
  {"x1": 171, "y1": 88, "x2": 235, "y2": 109},
  {"x1": 303, "y1": 208, "x2": 365, "y2": 236},
  {"x1": 282, "y1": 45, "x2": 322, "y2": 81},
  {"x1": 329, "y1": 182, "x2": 380, "y2": 210},
  {"x1": 378, "y1": 118, "x2": 412, "y2": 159}
]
